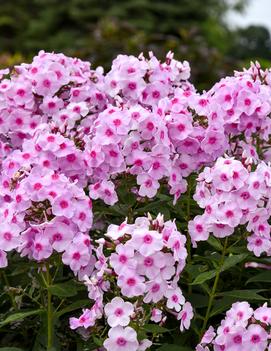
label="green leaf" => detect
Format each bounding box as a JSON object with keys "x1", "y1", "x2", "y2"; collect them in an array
[
  {"x1": 136, "y1": 200, "x2": 166, "y2": 214},
  {"x1": 157, "y1": 345, "x2": 192, "y2": 351},
  {"x1": 191, "y1": 270, "x2": 216, "y2": 285},
  {"x1": 32, "y1": 312, "x2": 60, "y2": 351},
  {"x1": 0, "y1": 348, "x2": 25, "y2": 351},
  {"x1": 55, "y1": 299, "x2": 90, "y2": 318},
  {"x1": 221, "y1": 253, "x2": 248, "y2": 271},
  {"x1": 210, "y1": 296, "x2": 236, "y2": 317},
  {"x1": 227, "y1": 245, "x2": 248, "y2": 254},
  {"x1": 32, "y1": 313, "x2": 48, "y2": 351},
  {"x1": 191, "y1": 253, "x2": 248, "y2": 285},
  {"x1": 246, "y1": 271, "x2": 271, "y2": 284},
  {"x1": 0, "y1": 309, "x2": 44, "y2": 327},
  {"x1": 185, "y1": 264, "x2": 206, "y2": 280},
  {"x1": 157, "y1": 194, "x2": 172, "y2": 201},
  {"x1": 118, "y1": 184, "x2": 136, "y2": 206},
  {"x1": 187, "y1": 293, "x2": 209, "y2": 308},
  {"x1": 48, "y1": 280, "x2": 77, "y2": 297},
  {"x1": 93, "y1": 336, "x2": 103, "y2": 347},
  {"x1": 218, "y1": 289, "x2": 266, "y2": 301},
  {"x1": 143, "y1": 324, "x2": 169, "y2": 334},
  {"x1": 107, "y1": 204, "x2": 129, "y2": 216},
  {"x1": 207, "y1": 236, "x2": 223, "y2": 251}
]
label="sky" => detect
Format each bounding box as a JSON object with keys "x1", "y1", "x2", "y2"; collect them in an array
[{"x1": 228, "y1": 0, "x2": 271, "y2": 31}]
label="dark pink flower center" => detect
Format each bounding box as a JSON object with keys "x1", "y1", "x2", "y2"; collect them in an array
[
  {"x1": 3, "y1": 232, "x2": 12, "y2": 241},
  {"x1": 151, "y1": 283, "x2": 160, "y2": 293},
  {"x1": 72, "y1": 252, "x2": 81, "y2": 260},
  {"x1": 117, "y1": 337, "x2": 127, "y2": 346},
  {"x1": 144, "y1": 257, "x2": 154, "y2": 267},
  {"x1": 60, "y1": 200, "x2": 69, "y2": 209},
  {"x1": 172, "y1": 294, "x2": 178, "y2": 303},
  {"x1": 127, "y1": 278, "x2": 136, "y2": 286},
  {"x1": 143, "y1": 234, "x2": 153, "y2": 244},
  {"x1": 53, "y1": 233, "x2": 62, "y2": 242},
  {"x1": 119, "y1": 255, "x2": 127, "y2": 264},
  {"x1": 114, "y1": 308, "x2": 123, "y2": 317},
  {"x1": 196, "y1": 224, "x2": 203, "y2": 233},
  {"x1": 225, "y1": 210, "x2": 234, "y2": 218},
  {"x1": 251, "y1": 334, "x2": 260, "y2": 343},
  {"x1": 233, "y1": 335, "x2": 242, "y2": 344}
]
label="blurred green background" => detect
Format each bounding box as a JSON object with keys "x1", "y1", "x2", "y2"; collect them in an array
[{"x1": 0, "y1": 0, "x2": 270, "y2": 89}]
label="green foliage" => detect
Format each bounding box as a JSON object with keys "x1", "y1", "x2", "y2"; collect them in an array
[
  {"x1": 0, "y1": 0, "x2": 268, "y2": 89},
  {"x1": 143, "y1": 324, "x2": 169, "y2": 334},
  {"x1": 0, "y1": 309, "x2": 44, "y2": 328},
  {"x1": 48, "y1": 281, "x2": 78, "y2": 298},
  {"x1": 246, "y1": 271, "x2": 271, "y2": 284},
  {"x1": 157, "y1": 345, "x2": 193, "y2": 351},
  {"x1": 1, "y1": 173, "x2": 271, "y2": 349}
]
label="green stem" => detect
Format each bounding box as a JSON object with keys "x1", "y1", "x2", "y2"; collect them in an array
[
  {"x1": 52, "y1": 256, "x2": 61, "y2": 282},
  {"x1": 45, "y1": 263, "x2": 53, "y2": 351},
  {"x1": 55, "y1": 299, "x2": 65, "y2": 312},
  {"x1": 200, "y1": 237, "x2": 228, "y2": 338},
  {"x1": 1, "y1": 271, "x2": 17, "y2": 310},
  {"x1": 40, "y1": 269, "x2": 49, "y2": 288}
]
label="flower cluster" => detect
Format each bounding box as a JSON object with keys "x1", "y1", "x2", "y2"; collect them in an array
[
  {"x1": 207, "y1": 67, "x2": 271, "y2": 143},
  {"x1": 0, "y1": 161, "x2": 93, "y2": 269},
  {"x1": 189, "y1": 156, "x2": 271, "y2": 256},
  {"x1": 1, "y1": 51, "x2": 271, "y2": 210},
  {"x1": 197, "y1": 301, "x2": 271, "y2": 351},
  {"x1": 69, "y1": 214, "x2": 193, "y2": 350},
  {"x1": 2, "y1": 51, "x2": 271, "y2": 350}
]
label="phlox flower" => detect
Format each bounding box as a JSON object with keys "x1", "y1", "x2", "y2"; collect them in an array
[
  {"x1": 247, "y1": 234, "x2": 271, "y2": 257},
  {"x1": 201, "y1": 326, "x2": 215, "y2": 344},
  {"x1": 243, "y1": 324, "x2": 268, "y2": 351},
  {"x1": 138, "y1": 339, "x2": 152, "y2": 351},
  {"x1": 188, "y1": 215, "x2": 210, "y2": 245},
  {"x1": 103, "y1": 326, "x2": 139, "y2": 351},
  {"x1": 110, "y1": 244, "x2": 136, "y2": 275},
  {"x1": 32, "y1": 232, "x2": 53, "y2": 261},
  {"x1": 104, "y1": 297, "x2": 134, "y2": 327},
  {"x1": 105, "y1": 220, "x2": 132, "y2": 240},
  {"x1": 136, "y1": 251, "x2": 166, "y2": 279},
  {"x1": 51, "y1": 193, "x2": 76, "y2": 219},
  {"x1": 254, "y1": 303, "x2": 271, "y2": 325},
  {"x1": 210, "y1": 223, "x2": 234, "y2": 238},
  {"x1": 0, "y1": 223, "x2": 21, "y2": 252},
  {"x1": 143, "y1": 278, "x2": 168, "y2": 303},
  {"x1": 165, "y1": 287, "x2": 185, "y2": 312},
  {"x1": 226, "y1": 301, "x2": 253, "y2": 327},
  {"x1": 62, "y1": 241, "x2": 90, "y2": 271},
  {"x1": 117, "y1": 272, "x2": 146, "y2": 298},
  {"x1": 137, "y1": 173, "x2": 160, "y2": 198},
  {"x1": 69, "y1": 308, "x2": 95, "y2": 330},
  {"x1": 150, "y1": 308, "x2": 163, "y2": 323},
  {"x1": 129, "y1": 228, "x2": 163, "y2": 257},
  {"x1": 201, "y1": 129, "x2": 227, "y2": 155},
  {"x1": 89, "y1": 180, "x2": 118, "y2": 206},
  {"x1": 224, "y1": 326, "x2": 246, "y2": 351},
  {"x1": 45, "y1": 220, "x2": 74, "y2": 252},
  {"x1": 167, "y1": 232, "x2": 187, "y2": 261},
  {"x1": 178, "y1": 302, "x2": 193, "y2": 331},
  {"x1": 217, "y1": 202, "x2": 243, "y2": 228},
  {"x1": 0, "y1": 249, "x2": 7, "y2": 267}
]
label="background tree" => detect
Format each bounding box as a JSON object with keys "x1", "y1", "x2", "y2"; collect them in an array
[{"x1": 0, "y1": 0, "x2": 269, "y2": 88}]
